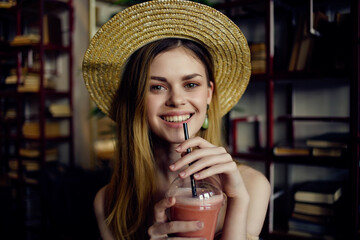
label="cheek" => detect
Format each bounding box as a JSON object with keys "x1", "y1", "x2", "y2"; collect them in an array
[
  {"x1": 146, "y1": 96, "x2": 160, "y2": 121},
  {"x1": 195, "y1": 90, "x2": 211, "y2": 108}
]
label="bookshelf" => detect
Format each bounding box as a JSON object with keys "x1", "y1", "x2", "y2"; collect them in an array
[
  {"x1": 0, "y1": 0, "x2": 74, "y2": 235},
  {"x1": 83, "y1": 0, "x2": 359, "y2": 239},
  {"x1": 215, "y1": 0, "x2": 359, "y2": 239}
]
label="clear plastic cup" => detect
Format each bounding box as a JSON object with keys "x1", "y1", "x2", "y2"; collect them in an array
[{"x1": 166, "y1": 177, "x2": 224, "y2": 240}]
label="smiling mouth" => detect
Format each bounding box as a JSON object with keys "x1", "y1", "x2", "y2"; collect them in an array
[{"x1": 162, "y1": 114, "x2": 192, "y2": 123}]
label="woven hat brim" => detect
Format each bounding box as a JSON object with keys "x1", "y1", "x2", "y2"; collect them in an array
[{"x1": 83, "y1": 0, "x2": 251, "y2": 118}]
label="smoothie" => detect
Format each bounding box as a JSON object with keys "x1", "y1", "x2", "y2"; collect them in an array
[{"x1": 170, "y1": 187, "x2": 224, "y2": 240}]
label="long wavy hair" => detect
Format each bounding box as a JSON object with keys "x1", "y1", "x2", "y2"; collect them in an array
[{"x1": 105, "y1": 38, "x2": 222, "y2": 239}]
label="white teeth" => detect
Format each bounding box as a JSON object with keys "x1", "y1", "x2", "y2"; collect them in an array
[{"x1": 163, "y1": 114, "x2": 191, "y2": 122}]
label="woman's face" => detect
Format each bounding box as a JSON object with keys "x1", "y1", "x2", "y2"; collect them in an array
[{"x1": 147, "y1": 47, "x2": 213, "y2": 144}]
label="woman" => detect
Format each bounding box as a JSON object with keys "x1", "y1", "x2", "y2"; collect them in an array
[{"x1": 83, "y1": 1, "x2": 270, "y2": 240}]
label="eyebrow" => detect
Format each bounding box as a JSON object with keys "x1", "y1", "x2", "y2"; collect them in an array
[{"x1": 150, "y1": 73, "x2": 203, "y2": 82}]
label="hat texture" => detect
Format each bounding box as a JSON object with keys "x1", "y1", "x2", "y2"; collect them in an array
[{"x1": 83, "y1": 0, "x2": 251, "y2": 118}]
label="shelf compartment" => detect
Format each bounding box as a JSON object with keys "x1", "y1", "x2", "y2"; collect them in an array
[
  {"x1": 233, "y1": 151, "x2": 269, "y2": 161},
  {"x1": 278, "y1": 115, "x2": 350, "y2": 123},
  {"x1": 273, "y1": 155, "x2": 350, "y2": 168}
]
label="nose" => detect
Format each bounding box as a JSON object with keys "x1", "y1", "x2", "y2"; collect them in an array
[{"x1": 165, "y1": 88, "x2": 186, "y2": 107}]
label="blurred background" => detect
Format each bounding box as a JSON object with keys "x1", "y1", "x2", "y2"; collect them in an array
[{"x1": 0, "y1": 0, "x2": 358, "y2": 239}]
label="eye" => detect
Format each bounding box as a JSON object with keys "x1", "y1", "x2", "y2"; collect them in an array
[
  {"x1": 184, "y1": 83, "x2": 198, "y2": 89},
  {"x1": 150, "y1": 85, "x2": 166, "y2": 91}
]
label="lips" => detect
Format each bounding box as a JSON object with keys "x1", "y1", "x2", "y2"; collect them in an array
[{"x1": 162, "y1": 114, "x2": 191, "y2": 123}]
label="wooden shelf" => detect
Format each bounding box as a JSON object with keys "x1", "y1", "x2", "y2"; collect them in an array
[
  {"x1": 273, "y1": 155, "x2": 350, "y2": 168},
  {"x1": 0, "y1": 90, "x2": 71, "y2": 97},
  {"x1": 268, "y1": 231, "x2": 326, "y2": 240},
  {"x1": 233, "y1": 151, "x2": 268, "y2": 161},
  {"x1": 225, "y1": 0, "x2": 358, "y2": 239},
  {"x1": 0, "y1": 0, "x2": 74, "y2": 235},
  {"x1": 277, "y1": 115, "x2": 350, "y2": 123},
  {"x1": 16, "y1": 0, "x2": 71, "y2": 15}
]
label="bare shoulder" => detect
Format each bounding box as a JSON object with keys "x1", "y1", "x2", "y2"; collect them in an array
[
  {"x1": 94, "y1": 185, "x2": 107, "y2": 218},
  {"x1": 238, "y1": 164, "x2": 270, "y2": 194},
  {"x1": 94, "y1": 185, "x2": 115, "y2": 240},
  {"x1": 238, "y1": 164, "x2": 270, "y2": 236}
]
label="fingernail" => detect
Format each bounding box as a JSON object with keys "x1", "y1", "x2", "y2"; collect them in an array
[
  {"x1": 194, "y1": 173, "x2": 199, "y2": 179},
  {"x1": 197, "y1": 221, "x2": 204, "y2": 229},
  {"x1": 169, "y1": 164, "x2": 175, "y2": 170},
  {"x1": 168, "y1": 197, "x2": 173, "y2": 203},
  {"x1": 175, "y1": 145, "x2": 181, "y2": 151},
  {"x1": 179, "y1": 171, "x2": 185, "y2": 177}
]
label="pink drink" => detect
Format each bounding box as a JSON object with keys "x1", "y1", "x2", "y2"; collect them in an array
[{"x1": 168, "y1": 183, "x2": 224, "y2": 240}]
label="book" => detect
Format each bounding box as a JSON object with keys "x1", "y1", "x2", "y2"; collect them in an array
[
  {"x1": 10, "y1": 34, "x2": 40, "y2": 46},
  {"x1": 288, "y1": 230, "x2": 335, "y2": 240},
  {"x1": 17, "y1": 73, "x2": 56, "y2": 92},
  {"x1": 273, "y1": 143, "x2": 310, "y2": 156},
  {"x1": 9, "y1": 160, "x2": 40, "y2": 172},
  {"x1": 306, "y1": 132, "x2": 348, "y2": 149},
  {"x1": 288, "y1": 15, "x2": 306, "y2": 71},
  {"x1": 289, "y1": 12, "x2": 329, "y2": 72},
  {"x1": 4, "y1": 109, "x2": 16, "y2": 119},
  {"x1": 7, "y1": 171, "x2": 39, "y2": 185},
  {"x1": 94, "y1": 139, "x2": 115, "y2": 160},
  {"x1": 49, "y1": 104, "x2": 71, "y2": 117},
  {"x1": 0, "y1": 0, "x2": 16, "y2": 8},
  {"x1": 19, "y1": 148, "x2": 58, "y2": 162},
  {"x1": 291, "y1": 212, "x2": 333, "y2": 224},
  {"x1": 43, "y1": 14, "x2": 63, "y2": 45},
  {"x1": 312, "y1": 148, "x2": 343, "y2": 157},
  {"x1": 288, "y1": 217, "x2": 334, "y2": 236},
  {"x1": 293, "y1": 202, "x2": 334, "y2": 216},
  {"x1": 294, "y1": 181, "x2": 342, "y2": 204},
  {"x1": 5, "y1": 75, "x2": 23, "y2": 84},
  {"x1": 22, "y1": 122, "x2": 61, "y2": 139},
  {"x1": 249, "y1": 43, "x2": 266, "y2": 74}
]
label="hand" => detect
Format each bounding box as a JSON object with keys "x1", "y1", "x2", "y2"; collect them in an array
[
  {"x1": 170, "y1": 136, "x2": 247, "y2": 200},
  {"x1": 147, "y1": 197, "x2": 205, "y2": 239}
]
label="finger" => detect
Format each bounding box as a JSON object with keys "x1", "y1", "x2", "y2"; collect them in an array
[
  {"x1": 154, "y1": 197, "x2": 175, "y2": 223},
  {"x1": 149, "y1": 220, "x2": 204, "y2": 237},
  {"x1": 171, "y1": 147, "x2": 229, "y2": 172},
  {"x1": 183, "y1": 153, "x2": 235, "y2": 178},
  {"x1": 170, "y1": 238, "x2": 206, "y2": 240},
  {"x1": 176, "y1": 136, "x2": 215, "y2": 152},
  {"x1": 194, "y1": 160, "x2": 239, "y2": 180}
]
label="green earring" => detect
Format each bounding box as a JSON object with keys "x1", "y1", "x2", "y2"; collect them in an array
[{"x1": 202, "y1": 104, "x2": 209, "y2": 130}]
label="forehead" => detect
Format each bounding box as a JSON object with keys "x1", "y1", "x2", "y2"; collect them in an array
[{"x1": 151, "y1": 47, "x2": 205, "y2": 68}]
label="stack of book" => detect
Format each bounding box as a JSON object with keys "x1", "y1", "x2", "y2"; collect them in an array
[
  {"x1": 8, "y1": 159, "x2": 41, "y2": 185},
  {"x1": 7, "y1": 147, "x2": 58, "y2": 184},
  {"x1": 4, "y1": 68, "x2": 27, "y2": 85},
  {"x1": 4, "y1": 109, "x2": 16, "y2": 119},
  {"x1": 0, "y1": 0, "x2": 16, "y2": 8},
  {"x1": 22, "y1": 122, "x2": 61, "y2": 139},
  {"x1": 10, "y1": 34, "x2": 41, "y2": 46},
  {"x1": 306, "y1": 132, "x2": 348, "y2": 157},
  {"x1": 288, "y1": 181, "x2": 343, "y2": 238},
  {"x1": 49, "y1": 103, "x2": 71, "y2": 117},
  {"x1": 17, "y1": 73, "x2": 56, "y2": 92},
  {"x1": 273, "y1": 142, "x2": 310, "y2": 156},
  {"x1": 19, "y1": 147, "x2": 58, "y2": 162},
  {"x1": 94, "y1": 139, "x2": 116, "y2": 160},
  {"x1": 249, "y1": 43, "x2": 266, "y2": 74},
  {"x1": 273, "y1": 132, "x2": 348, "y2": 157}
]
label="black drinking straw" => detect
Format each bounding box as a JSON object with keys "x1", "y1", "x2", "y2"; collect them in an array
[{"x1": 183, "y1": 122, "x2": 197, "y2": 197}]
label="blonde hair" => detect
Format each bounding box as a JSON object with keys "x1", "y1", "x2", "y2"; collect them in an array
[{"x1": 106, "y1": 38, "x2": 222, "y2": 239}]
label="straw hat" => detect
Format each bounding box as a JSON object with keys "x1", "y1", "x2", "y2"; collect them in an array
[{"x1": 83, "y1": 0, "x2": 251, "y2": 118}]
